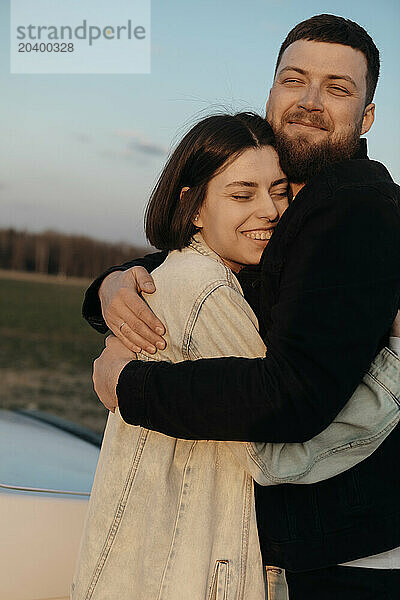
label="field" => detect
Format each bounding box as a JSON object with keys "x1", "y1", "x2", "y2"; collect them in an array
[{"x1": 0, "y1": 271, "x2": 109, "y2": 434}]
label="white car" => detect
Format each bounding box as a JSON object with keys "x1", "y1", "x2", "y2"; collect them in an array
[{"x1": 0, "y1": 409, "x2": 101, "y2": 600}]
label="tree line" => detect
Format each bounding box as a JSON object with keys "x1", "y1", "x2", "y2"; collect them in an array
[{"x1": 0, "y1": 228, "x2": 151, "y2": 279}]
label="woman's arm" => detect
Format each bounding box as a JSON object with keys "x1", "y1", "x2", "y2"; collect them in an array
[{"x1": 171, "y1": 284, "x2": 400, "y2": 485}]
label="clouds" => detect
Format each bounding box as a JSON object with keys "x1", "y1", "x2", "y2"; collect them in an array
[
  {"x1": 72, "y1": 129, "x2": 168, "y2": 162},
  {"x1": 74, "y1": 133, "x2": 93, "y2": 144},
  {"x1": 115, "y1": 130, "x2": 168, "y2": 157}
]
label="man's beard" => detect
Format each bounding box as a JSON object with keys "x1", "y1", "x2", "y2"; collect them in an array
[{"x1": 274, "y1": 118, "x2": 362, "y2": 184}]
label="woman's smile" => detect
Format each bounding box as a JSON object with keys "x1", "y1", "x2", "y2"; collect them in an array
[{"x1": 240, "y1": 228, "x2": 275, "y2": 241}]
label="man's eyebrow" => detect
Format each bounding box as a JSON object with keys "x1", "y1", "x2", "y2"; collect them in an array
[
  {"x1": 277, "y1": 66, "x2": 307, "y2": 77},
  {"x1": 225, "y1": 181, "x2": 257, "y2": 188},
  {"x1": 278, "y1": 66, "x2": 357, "y2": 88},
  {"x1": 326, "y1": 74, "x2": 357, "y2": 87}
]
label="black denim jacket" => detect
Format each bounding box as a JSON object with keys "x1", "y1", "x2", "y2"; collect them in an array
[{"x1": 83, "y1": 142, "x2": 400, "y2": 569}]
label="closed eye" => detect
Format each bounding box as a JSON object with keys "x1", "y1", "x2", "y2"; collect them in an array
[
  {"x1": 329, "y1": 86, "x2": 350, "y2": 95},
  {"x1": 282, "y1": 78, "x2": 304, "y2": 84},
  {"x1": 270, "y1": 190, "x2": 289, "y2": 199}
]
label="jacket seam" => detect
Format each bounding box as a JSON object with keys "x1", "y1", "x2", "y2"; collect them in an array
[
  {"x1": 238, "y1": 474, "x2": 253, "y2": 599},
  {"x1": 247, "y1": 416, "x2": 399, "y2": 484},
  {"x1": 182, "y1": 277, "x2": 239, "y2": 360},
  {"x1": 367, "y1": 371, "x2": 400, "y2": 408},
  {"x1": 84, "y1": 428, "x2": 149, "y2": 600},
  {"x1": 157, "y1": 441, "x2": 198, "y2": 600},
  {"x1": 383, "y1": 345, "x2": 400, "y2": 363}
]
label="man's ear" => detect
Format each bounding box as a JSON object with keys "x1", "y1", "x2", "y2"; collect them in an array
[
  {"x1": 361, "y1": 103, "x2": 375, "y2": 135},
  {"x1": 265, "y1": 89, "x2": 272, "y2": 118}
]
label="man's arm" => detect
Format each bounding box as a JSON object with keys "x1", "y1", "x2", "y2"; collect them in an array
[
  {"x1": 116, "y1": 187, "x2": 400, "y2": 443},
  {"x1": 82, "y1": 251, "x2": 168, "y2": 351},
  {"x1": 164, "y1": 281, "x2": 400, "y2": 485}
]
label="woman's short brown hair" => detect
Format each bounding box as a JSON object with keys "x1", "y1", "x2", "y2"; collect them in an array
[{"x1": 145, "y1": 112, "x2": 276, "y2": 250}]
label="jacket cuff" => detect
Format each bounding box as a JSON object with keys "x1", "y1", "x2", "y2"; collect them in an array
[
  {"x1": 116, "y1": 360, "x2": 155, "y2": 426},
  {"x1": 389, "y1": 336, "x2": 400, "y2": 356}
]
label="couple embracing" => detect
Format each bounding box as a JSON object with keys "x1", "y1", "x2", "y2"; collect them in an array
[{"x1": 72, "y1": 14, "x2": 400, "y2": 600}]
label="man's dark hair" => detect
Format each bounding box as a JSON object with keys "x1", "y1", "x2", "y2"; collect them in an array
[
  {"x1": 145, "y1": 112, "x2": 276, "y2": 250},
  {"x1": 274, "y1": 14, "x2": 380, "y2": 106}
]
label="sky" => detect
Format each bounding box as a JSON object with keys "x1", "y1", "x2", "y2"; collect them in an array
[{"x1": 1, "y1": 0, "x2": 399, "y2": 246}]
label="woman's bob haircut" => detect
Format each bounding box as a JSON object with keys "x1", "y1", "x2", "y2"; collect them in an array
[{"x1": 145, "y1": 112, "x2": 276, "y2": 250}]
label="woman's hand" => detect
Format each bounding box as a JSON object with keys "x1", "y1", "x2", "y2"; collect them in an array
[
  {"x1": 99, "y1": 267, "x2": 166, "y2": 354},
  {"x1": 93, "y1": 335, "x2": 136, "y2": 412},
  {"x1": 390, "y1": 310, "x2": 400, "y2": 338}
]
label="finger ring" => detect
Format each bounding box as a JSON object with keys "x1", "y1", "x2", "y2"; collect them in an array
[{"x1": 119, "y1": 321, "x2": 126, "y2": 332}]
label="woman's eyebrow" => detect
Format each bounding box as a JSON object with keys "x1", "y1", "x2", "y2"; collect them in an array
[
  {"x1": 225, "y1": 181, "x2": 257, "y2": 188},
  {"x1": 270, "y1": 177, "x2": 288, "y2": 187}
]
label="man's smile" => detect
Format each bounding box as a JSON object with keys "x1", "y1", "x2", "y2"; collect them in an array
[{"x1": 287, "y1": 120, "x2": 329, "y2": 131}]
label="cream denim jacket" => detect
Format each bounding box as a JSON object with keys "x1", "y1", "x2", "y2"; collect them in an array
[{"x1": 72, "y1": 233, "x2": 400, "y2": 600}]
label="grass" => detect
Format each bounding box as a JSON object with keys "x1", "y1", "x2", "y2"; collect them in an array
[{"x1": 0, "y1": 274, "x2": 109, "y2": 433}]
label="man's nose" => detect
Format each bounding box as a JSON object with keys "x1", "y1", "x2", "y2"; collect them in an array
[{"x1": 298, "y1": 85, "x2": 324, "y2": 112}]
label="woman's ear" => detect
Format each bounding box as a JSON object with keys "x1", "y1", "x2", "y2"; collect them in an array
[
  {"x1": 192, "y1": 204, "x2": 204, "y2": 228},
  {"x1": 181, "y1": 187, "x2": 203, "y2": 229},
  {"x1": 179, "y1": 186, "x2": 190, "y2": 201},
  {"x1": 193, "y1": 210, "x2": 203, "y2": 228}
]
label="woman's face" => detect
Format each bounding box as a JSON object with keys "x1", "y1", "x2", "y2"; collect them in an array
[{"x1": 196, "y1": 146, "x2": 289, "y2": 272}]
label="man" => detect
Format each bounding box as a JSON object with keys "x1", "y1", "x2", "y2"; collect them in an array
[{"x1": 83, "y1": 15, "x2": 400, "y2": 599}]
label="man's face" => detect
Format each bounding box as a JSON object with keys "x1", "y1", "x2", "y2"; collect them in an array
[{"x1": 266, "y1": 40, "x2": 375, "y2": 183}]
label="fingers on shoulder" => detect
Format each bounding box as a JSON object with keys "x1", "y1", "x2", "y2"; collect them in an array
[{"x1": 128, "y1": 266, "x2": 155, "y2": 291}]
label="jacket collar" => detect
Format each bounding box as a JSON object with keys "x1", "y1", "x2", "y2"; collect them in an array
[
  {"x1": 353, "y1": 138, "x2": 368, "y2": 159},
  {"x1": 188, "y1": 232, "x2": 227, "y2": 266}
]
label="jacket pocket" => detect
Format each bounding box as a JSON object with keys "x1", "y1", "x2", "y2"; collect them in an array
[
  {"x1": 209, "y1": 560, "x2": 229, "y2": 600},
  {"x1": 264, "y1": 567, "x2": 289, "y2": 600},
  {"x1": 265, "y1": 566, "x2": 289, "y2": 600}
]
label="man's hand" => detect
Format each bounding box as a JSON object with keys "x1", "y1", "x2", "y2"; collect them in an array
[
  {"x1": 99, "y1": 267, "x2": 166, "y2": 354},
  {"x1": 391, "y1": 309, "x2": 400, "y2": 338},
  {"x1": 93, "y1": 335, "x2": 136, "y2": 412}
]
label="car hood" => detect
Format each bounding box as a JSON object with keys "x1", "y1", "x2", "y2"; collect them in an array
[{"x1": 0, "y1": 410, "x2": 100, "y2": 494}]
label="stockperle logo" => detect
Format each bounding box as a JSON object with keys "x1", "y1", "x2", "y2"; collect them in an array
[{"x1": 10, "y1": 0, "x2": 151, "y2": 74}]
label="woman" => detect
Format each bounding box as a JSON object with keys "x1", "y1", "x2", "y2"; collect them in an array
[{"x1": 72, "y1": 113, "x2": 400, "y2": 600}]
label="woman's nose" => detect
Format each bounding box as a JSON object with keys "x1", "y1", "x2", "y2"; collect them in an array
[{"x1": 259, "y1": 195, "x2": 280, "y2": 222}]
